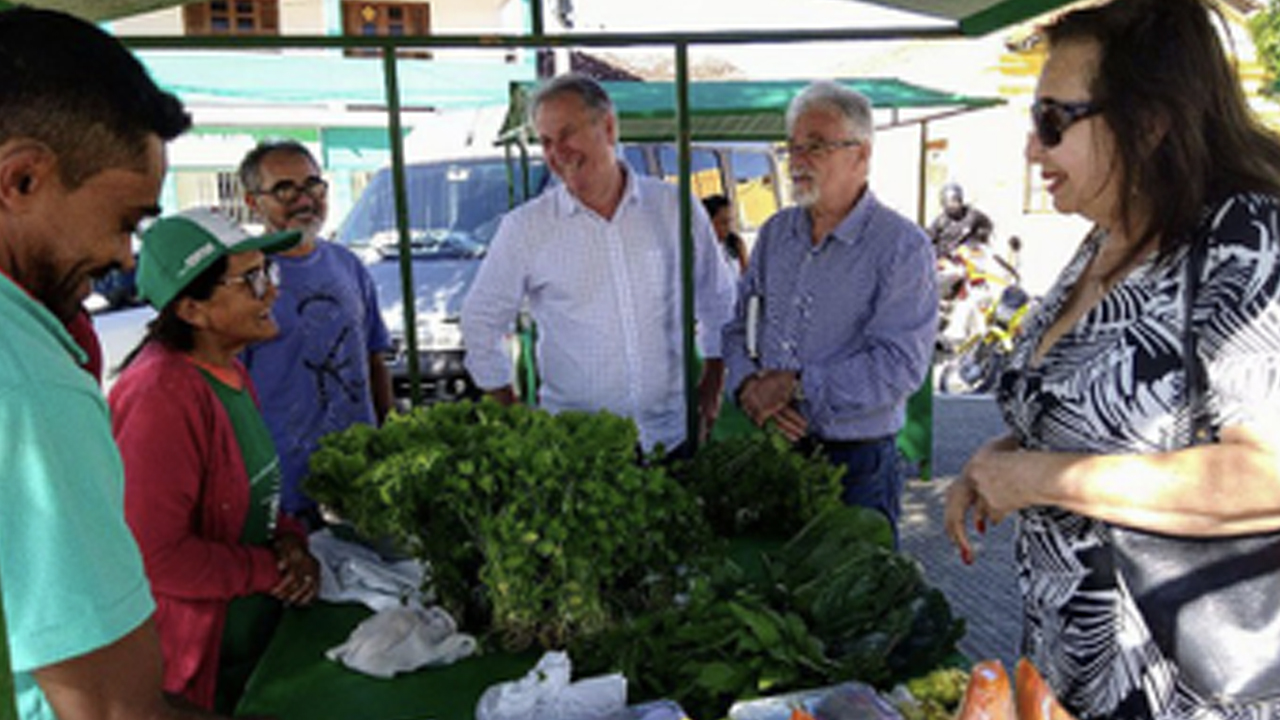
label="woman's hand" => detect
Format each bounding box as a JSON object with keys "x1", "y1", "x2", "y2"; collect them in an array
[
  {"x1": 945, "y1": 434, "x2": 1021, "y2": 565},
  {"x1": 271, "y1": 535, "x2": 320, "y2": 606}
]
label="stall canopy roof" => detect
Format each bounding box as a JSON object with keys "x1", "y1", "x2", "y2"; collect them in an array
[
  {"x1": 501, "y1": 78, "x2": 1004, "y2": 143},
  {"x1": 136, "y1": 51, "x2": 531, "y2": 109},
  {"x1": 10, "y1": 0, "x2": 1074, "y2": 37},
  {"x1": 858, "y1": 0, "x2": 1074, "y2": 36}
]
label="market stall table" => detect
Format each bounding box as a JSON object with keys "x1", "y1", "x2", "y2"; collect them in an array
[
  {"x1": 237, "y1": 601, "x2": 538, "y2": 720},
  {"x1": 237, "y1": 535, "x2": 792, "y2": 720}
]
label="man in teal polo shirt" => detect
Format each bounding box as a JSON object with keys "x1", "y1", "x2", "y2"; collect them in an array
[{"x1": 0, "y1": 8, "x2": 247, "y2": 720}]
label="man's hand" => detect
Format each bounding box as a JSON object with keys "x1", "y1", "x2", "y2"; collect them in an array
[
  {"x1": 770, "y1": 405, "x2": 808, "y2": 442},
  {"x1": 697, "y1": 359, "x2": 726, "y2": 441},
  {"x1": 487, "y1": 385, "x2": 519, "y2": 406},
  {"x1": 368, "y1": 352, "x2": 394, "y2": 424},
  {"x1": 737, "y1": 370, "x2": 799, "y2": 427}
]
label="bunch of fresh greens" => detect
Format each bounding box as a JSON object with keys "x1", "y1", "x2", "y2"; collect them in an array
[
  {"x1": 305, "y1": 399, "x2": 713, "y2": 650},
  {"x1": 572, "y1": 507, "x2": 965, "y2": 720},
  {"x1": 668, "y1": 432, "x2": 845, "y2": 538}
]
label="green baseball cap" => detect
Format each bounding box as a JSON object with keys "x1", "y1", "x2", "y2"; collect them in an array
[{"x1": 137, "y1": 207, "x2": 300, "y2": 311}]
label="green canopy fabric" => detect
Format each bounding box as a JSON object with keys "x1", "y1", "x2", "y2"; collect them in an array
[
  {"x1": 501, "y1": 78, "x2": 1003, "y2": 142},
  {"x1": 858, "y1": 0, "x2": 1075, "y2": 36},
  {"x1": 137, "y1": 51, "x2": 534, "y2": 109}
]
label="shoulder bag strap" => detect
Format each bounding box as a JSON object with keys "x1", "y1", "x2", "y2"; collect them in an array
[{"x1": 1184, "y1": 235, "x2": 1210, "y2": 446}]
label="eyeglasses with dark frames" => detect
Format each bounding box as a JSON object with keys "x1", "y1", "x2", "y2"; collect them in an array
[
  {"x1": 782, "y1": 138, "x2": 862, "y2": 161},
  {"x1": 253, "y1": 176, "x2": 328, "y2": 205},
  {"x1": 1031, "y1": 98, "x2": 1102, "y2": 148},
  {"x1": 218, "y1": 260, "x2": 280, "y2": 300}
]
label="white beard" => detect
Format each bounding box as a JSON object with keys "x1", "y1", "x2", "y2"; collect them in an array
[{"x1": 791, "y1": 182, "x2": 820, "y2": 208}]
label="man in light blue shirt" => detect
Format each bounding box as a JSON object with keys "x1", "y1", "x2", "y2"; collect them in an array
[
  {"x1": 723, "y1": 81, "x2": 937, "y2": 541},
  {"x1": 462, "y1": 74, "x2": 736, "y2": 454},
  {"x1": 0, "y1": 8, "x2": 241, "y2": 720}
]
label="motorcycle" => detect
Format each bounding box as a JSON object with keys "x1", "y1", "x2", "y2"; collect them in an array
[{"x1": 937, "y1": 281, "x2": 1033, "y2": 394}]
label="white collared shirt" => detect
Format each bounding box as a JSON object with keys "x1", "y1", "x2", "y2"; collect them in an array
[{"x1": 461, "y1": 164, "x2": 737, "y2": 451}]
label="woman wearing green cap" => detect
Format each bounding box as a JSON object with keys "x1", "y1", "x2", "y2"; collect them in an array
[{"x1": 109, "y1": 207, "x2": 320, "y2": 713}]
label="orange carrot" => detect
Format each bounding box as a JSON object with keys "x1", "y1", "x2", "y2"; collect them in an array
[
  {"x1": 788, "y1": 705, "x2": 816, "y2": 720},
  {"x1": 1014, "y1": 657, "x2": 1076, "y2": 720},
  {"x1": 956, "y1": 659, "x2": 1014, "y2": 720}
]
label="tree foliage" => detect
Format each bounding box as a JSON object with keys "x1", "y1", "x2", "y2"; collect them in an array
[{"x1": 1250, "y1": 2, "x2": 1280, "y2": 94}]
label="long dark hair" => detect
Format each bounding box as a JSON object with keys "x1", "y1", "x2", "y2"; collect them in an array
[
  {"x1": 115, "y1": 256, "x2": 228, "y2": 373},
  {"x1": 1046, "y1": 0, "x2": 1280, "y2": 263}
]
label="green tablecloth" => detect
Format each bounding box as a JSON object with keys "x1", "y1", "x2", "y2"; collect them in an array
[
  {"x1": 237, "y1": 602, "x2": 538, "y2": 720},
  {"x1": 236, "y1": 537, "x2": 790, "y2": 720}
]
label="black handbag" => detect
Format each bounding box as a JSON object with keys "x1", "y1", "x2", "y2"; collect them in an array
[{"x1": 1110, "y1": 237, "x2": 1280, "y2": 704}]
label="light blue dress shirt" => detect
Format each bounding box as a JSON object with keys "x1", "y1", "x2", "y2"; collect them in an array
[{"x1": 723, "y1": 190, "x2": 936, "y2": 441}]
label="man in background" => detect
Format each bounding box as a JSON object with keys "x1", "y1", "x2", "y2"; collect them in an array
[
  {"x1": 928, "y1": 182, "x2": 993, "y2": 259},
  {"x1": 240, "y1": 139, "x2": 393, "y2": 528},
  {"x1": 723, "y1": 81, "x2": 936, "y2": 543},
  {"x1": 461, "y1": 74, "x2": 736, "y2": 454}
]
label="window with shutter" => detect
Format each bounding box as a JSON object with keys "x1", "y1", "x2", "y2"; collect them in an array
[
  {"x1": 183, "y1": 0, "x2": 280, "y2": 36},
  {"x1": 340, "y1": 2, "x2": 432, "y2": 60}
]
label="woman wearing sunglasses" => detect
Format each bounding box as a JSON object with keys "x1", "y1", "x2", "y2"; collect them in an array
[
  {"x1": 109, "y1": 208, "x2": 320, "y2": 713},
  {"x1": 945, "y1": 0, "x2": 1280, "y2": 717}
]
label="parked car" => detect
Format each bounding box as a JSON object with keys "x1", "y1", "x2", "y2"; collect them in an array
[
  {"x1": 336, "y1": 154, "x2": 551, "y2": 404},
  {"x1": 94, "y1": 303, "x2": 156, "y2": 390}
]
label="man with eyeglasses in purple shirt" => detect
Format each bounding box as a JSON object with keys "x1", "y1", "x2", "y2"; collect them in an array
[
  {"x1": 239, "y1": 139, "x2": 393, "y2": 529},
  {"x1": 723, "y1": 81, "x2": 937, "y2": 544}
]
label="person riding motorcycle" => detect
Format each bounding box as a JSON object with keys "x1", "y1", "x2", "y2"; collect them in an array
[{"x1": 928, "y1": 182, "x2": 993, "y2": 259}]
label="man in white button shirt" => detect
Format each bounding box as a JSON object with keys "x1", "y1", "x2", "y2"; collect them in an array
[{"x1": 461, "y1": 73, "x2": 737, "y2": 455}]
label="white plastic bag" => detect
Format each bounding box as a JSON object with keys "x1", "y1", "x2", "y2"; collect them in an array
[
  {"x1": 475, "y1": 651, "x2": 627, "y2": 720},
  {"x1": 325, "y1": 605, "x2": 476, "y2": 678}
]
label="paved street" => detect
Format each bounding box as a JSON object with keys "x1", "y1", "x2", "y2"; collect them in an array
[{"x1": 899, "y1": 393, "x2": 1021, "y2": 669}]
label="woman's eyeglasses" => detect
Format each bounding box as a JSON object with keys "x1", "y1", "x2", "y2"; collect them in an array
[
  {"x1": 218, "y1": 261, "x2": 280, "y2": 300},
  {"x1": 1031, "y1": 98, "x2": 1102, "y2": 148},
  {"x1": 253, "y1": 176, "x2": 328, "y2": 204}
]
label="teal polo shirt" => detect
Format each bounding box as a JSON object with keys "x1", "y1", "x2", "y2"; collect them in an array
[{"x1": 0, "y1": 274, "x2": 154, "y2": 720}]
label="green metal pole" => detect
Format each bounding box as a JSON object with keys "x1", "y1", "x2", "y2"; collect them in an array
[
  {"x1": 381, "y1": 44, "x2": 422, "y2": 408},
  {"x1": 0, "y1": 582, "x2": 18, "y2": 720},
  {"x1": 675, "y1": 43, "x2": 699, "y2": 451},
  {"x1": 530, "y1": 0, "x2": 545, "y2": 38}
]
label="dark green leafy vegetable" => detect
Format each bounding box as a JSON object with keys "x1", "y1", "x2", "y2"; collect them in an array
[
  {"x1": 306, "y1": 399, "x2": 713, "y2": 650},
  {"x1": 573, "y1": 507, "x2": 965, "y2": 720},
  {"x1": 668, "y1": 433, "x2": 844, "y2": 538},
  {"x1": 308, "y1": 404, "x2": 963, "y2": 718}
]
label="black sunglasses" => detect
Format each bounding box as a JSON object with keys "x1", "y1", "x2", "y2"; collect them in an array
[{"x1": 1031, "y1": 98, "x2": 1102, "y2": 148}]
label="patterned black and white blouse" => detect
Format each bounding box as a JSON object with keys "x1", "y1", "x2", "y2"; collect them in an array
[{"x1": 998, "y1": 192, "x2": 1280, "y2": 719}]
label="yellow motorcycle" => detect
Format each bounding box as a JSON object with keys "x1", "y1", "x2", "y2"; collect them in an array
[{"x1": 937, "y1": 283, "x2": 1033, "y2": 394}]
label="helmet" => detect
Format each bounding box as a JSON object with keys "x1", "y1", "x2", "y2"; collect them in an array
[{"x1": 940, "y1": 182, "x2": 964, "y2": 206}]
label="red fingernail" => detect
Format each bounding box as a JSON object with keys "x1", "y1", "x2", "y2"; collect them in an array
[
  {"x1": 961, "y1": 548, "x2": 973, "y2": 565},
  {"x1": 977, "y1": 518, "x2": 987, "y2": 534}
]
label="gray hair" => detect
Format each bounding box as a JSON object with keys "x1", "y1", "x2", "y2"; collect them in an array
[
  {"x1": 238, "y1": 139, "x2": 319, "y2": 193},
  {"x1": 785, "y1": 81, "x2": 873, "y2": 143},
  {"x1": 529, "y1": 73, "x2": 615, "y2": 126}
]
